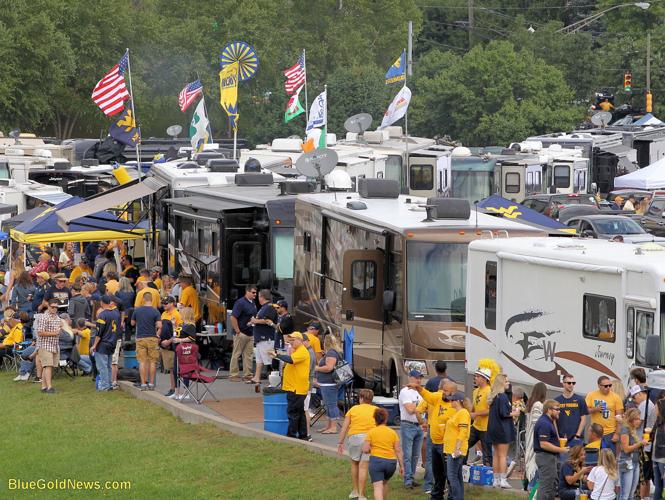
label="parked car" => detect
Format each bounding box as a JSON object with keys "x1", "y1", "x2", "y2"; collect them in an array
[
  {"x1": 629, "y1": 191, "x2": 665, "y2": 237},
  {"x1": 521, "y1": 193, "x2": 598, "y2": 219},
  {"x1": 566, "y1": 214, "x2": 665, "y2": 243}
]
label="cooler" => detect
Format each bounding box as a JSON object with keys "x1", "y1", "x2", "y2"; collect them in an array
[{"x1": 372, "y1": 396, "x2": 400, "y2": 425}]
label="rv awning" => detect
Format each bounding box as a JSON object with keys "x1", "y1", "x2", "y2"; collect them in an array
[
  {"x1": 28, "y1": 191, "x2": 72, "y2": 205},
  {"x1": 55, "y1": 177, "x2": 167, "y2": 230},
  {"x1": 163, "y1": 196, "x2": 251, "y2": 214},
  {"x1": 0, "y1": 203, "x2": 17, "y2": 215},
  {"x1": 598, "y1": 144, "x2": 632, "y2": 156},
  {"x1": 477, "y1": 195, "x2": 576, "y2": 235}
]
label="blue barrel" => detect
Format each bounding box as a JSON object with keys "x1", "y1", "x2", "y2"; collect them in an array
[
  {"x1": 263, "y1": 391, "x2": 289, "y2": 435},
  {"x1": 123, "y1": 351, "x2": 139, "y2": 369}
]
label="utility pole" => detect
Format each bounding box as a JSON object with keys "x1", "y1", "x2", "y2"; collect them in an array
[
  {"x1": 468, "y1": 0, "x2": 474, "y2": 47},
  {"x1": 407, "y1": 21, "x2": 413, "y2": 77}
]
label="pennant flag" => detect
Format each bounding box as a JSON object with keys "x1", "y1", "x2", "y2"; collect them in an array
[
  {"x1": 219, "y1": 62, "x2": 239, "y2": 132},
  {"x1": 108, "y1": 101, "x2": 141, "y2": 147},
  {"x1": 301, "y1": 138, "x2": 315, "y2": 153},
  {"x1": 284, "y1": 52, "x2": 306, "y2": 95},
  {"x1": 92, "y1": 51, "x2": 131, "y2": 116},
  {"x1": 380, "y1": 86, "x2": 411, "y2": 129},
  {"x1": 285, "y1": 86, "x2": 305, "y2": 122},
  {"x1": 178, "y1": 79, "x2": 203, "y2": 112},
  {"x1": 190, "y1": 99, "x2": 211, "y2": 153},
  {"x1": 306, "y1": 89, "x2": 326, "y2": 132},
  {"x1": 385, "y1": 50, "x2": 406, "y2": 85}
]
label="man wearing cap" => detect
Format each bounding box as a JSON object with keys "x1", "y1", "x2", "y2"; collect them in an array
[
  {"x1": 443, "y1": 391, "x2": 472, "y2": 500},
  {"x1": 271, "y1": 332, "x2": 310, "y2": 440},
  {"x1": 248, "y1": 289, "x2": 278, "y2": 385},
  {"x1": 91, "y1": 295, "x2": 121, "y2": 391},
  {"x1": 161, "y1": 296, "x2": 182, "y2": 328},
  {"x1": 630, "y1": 383, "x2": 657, "y2": 500},
  {"x1": 534, "y1": 399, "x2": 569, "y2": 499},
  {"x1": 150, "y1": 267, "x2": 163, "y2": 291},
  {"x1": 273, "y1": 300, "x2": 293, "y2": 350},
  {"x1": 399, "y1": 369, "x2": 425, "y2": 489},
  {"x1": 229, "y1": 285, "x2": 257, "y2": 382},
  {"x1": 32, "y1": 272, "x2": 50, "y2": 312},
  {"x1": 306, "y1": 322, "x2": 324, "y2": 362},
  {"x1": 35, "y1": 298, "x2": 62, "y2": 394},
  {"x1": 467, "y1": 367, "x2": 492, "y2": 466},
  {"x1": 41, "y1": 273, "x2": 70, "y2": 312}
]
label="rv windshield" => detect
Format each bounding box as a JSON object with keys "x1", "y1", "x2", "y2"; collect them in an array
[
  {"x1": 451, "y1": 171, "x2": 491, "y2": 203},
  {"x1": 272, "y1": 228, "x2": 294, "y2": 279},
  {"x1": 406, "y1": 241, "x2": 466, "y2": 322}
]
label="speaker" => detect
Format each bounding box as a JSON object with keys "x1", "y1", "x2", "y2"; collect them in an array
[
  {"x1": 426, "y1": 198, "x2": 471, "y2": 220},
  {"x1": 234, "y1": 173, "x2": 274, "y2": 186},
  {"x1": 358, "y1": 178, "x2": 400, "y2": 199}
]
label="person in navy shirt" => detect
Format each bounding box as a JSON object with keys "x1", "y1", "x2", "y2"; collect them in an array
[
  {"x1": 248, "y1": 289, "x2": 278, "y2": 384},
  {"x1": 556, "y1": 374, "x2": 589, "y2": 446},
  {"x1": 91, "y1": 295, "x2": 121, "y2": 391},
  {"x1": 229, "y1": 285, "x2": 257, "y2": 382},
  {"x1": 534, "y1": 400, "x2": 569, "y2": 500}
]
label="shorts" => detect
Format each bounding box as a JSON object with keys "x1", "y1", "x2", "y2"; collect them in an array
[
  {"x1": 348, "y1": 433, "x2": 370, "y2": 462},
  {"x1": 37, "y1": 349, "x2": 58, "y2": 367},
  {"x1": 136, "y1": 337, "x2": 160, "y2": 363},
  {"x1": 368, "y1": 456, "x2": 396, "y2": 483},
  {"x1": 112, "y1": 339, "x2": 122, "y2": 365},
  {"x1": 304, "y1": 391, "x2": 311, "y2": 412},
  {"x1": 160, "y1": 349, "x2": 175, "y2": 371},
  {"x1": 253, "y1": 340, "x2": 274, "y2": 365}
]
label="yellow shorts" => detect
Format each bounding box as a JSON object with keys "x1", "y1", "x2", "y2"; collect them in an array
[{"x1": 136, "y1": 337, "x2": 159, "y2": 363}]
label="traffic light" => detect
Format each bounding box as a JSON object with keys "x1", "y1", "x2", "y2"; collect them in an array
[
  {"x1": 647, "y1": 91, "x2": 653, "y2": 112},
  {"x1": 624, "y1": 72, "x2": 632, "y2": 92}
]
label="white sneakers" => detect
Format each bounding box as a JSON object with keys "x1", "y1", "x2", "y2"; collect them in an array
[
  {"x1": 175, "y1": 393, "x2": 191, "y2": 401},
  {"x1": 493, "y1": 473, "x2": 511, "y2": 489},
  {"x1": 13, "y1": 373, "x2": 29, "y2": 381}
]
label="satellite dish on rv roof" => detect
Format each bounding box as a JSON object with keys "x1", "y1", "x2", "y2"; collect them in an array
[
  {"x1": 295, "y1": 148, "x2": 338, "y2": 178},
  {"x1": 166, "y1": 125, "x2": 183, "y2": 139},
  {"x1": 344, "y1": 113, "x2": 373, "y2": 134},
  {"x1": 591, "y1": 111, "x2": 612, "y2": 127}
]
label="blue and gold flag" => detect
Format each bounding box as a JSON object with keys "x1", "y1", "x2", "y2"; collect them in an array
[
  {"x1": 108, "y1": 101, "x2": 141, "y2": 147},
  {"x1": 219, "y1": 61, "x2": 239, "y2": 131},
  {"x1": 385, "y1": 50, "x2": 406, "y2": 85}
]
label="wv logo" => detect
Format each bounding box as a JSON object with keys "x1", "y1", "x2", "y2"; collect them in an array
[{"x1": 542, "y1": 340, "x2": 556, "y2": 362}]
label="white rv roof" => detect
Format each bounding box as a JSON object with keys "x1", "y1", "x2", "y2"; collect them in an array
[
  {"x1": 298, "y1": 192, "x2": 539, "y2": 235},
  {"x1": 470, "y1": 237, "x2": 665, "y2": 275}
]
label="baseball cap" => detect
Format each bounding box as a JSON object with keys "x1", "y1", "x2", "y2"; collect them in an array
[
  {"x1": 308, "y1": 322, "x2": 321, "y2": 330},
  {"x1": 161, "y1": 296, "x2": 176, "y2": 305},
  {"x1": 474, "y1": 367, "x2": 492, "y2": 381},
  {"x1": 286, "y1": 332, "x2": 304, "y2": 340},
  {"x1": 101, "y1": 295, "x2": 113, "y2": 304},
  {"x1": 629, "y1": 384, "x2": 647, "y2": 397},
  {"x1": 409, "y1": 369, "x2": 424, "y2": 378},
  {"x1": 276, "y1": 299, "x2": 288, "y2": 308},
  {"x1": 151, "y1": 266, "x2": 161, "y2": 272},
  {"x1": 448, "y1": 391, "x2": 466, "y2": 402},
  {"x1": 36, "y1": 272, "x2": 50, "y2": 281}
]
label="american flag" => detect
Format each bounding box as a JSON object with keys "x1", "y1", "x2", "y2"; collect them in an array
[
  {"x1": 284, "y1": 52, "x2": 306, "y2": 95},
  {"x1": 91, "y1": 51, "x2": 130, "y2": 117},
  {"x1": 178, "y1": 79, "x2": 203, "y2": 112}
]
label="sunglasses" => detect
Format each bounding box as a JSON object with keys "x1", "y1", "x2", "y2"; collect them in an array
[
  {"x1": 564, "y1": 381, "x2": 576, "y2": 385},
  {"x1": 601, "y1": 384, "x2": 612, "y2": 388},
  {"x1": 552, "y1": 407, "x2": 561, "y2": 411}
]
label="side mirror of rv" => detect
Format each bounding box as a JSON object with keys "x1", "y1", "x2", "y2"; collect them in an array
[
  {"x1": 645, "y1": 334, "x2": 662, "y2": 367},
  {"x1": 257, "y1": 269, "x2": 272, "y2": 290},
  {"x1": 383, "y1": 290, "x2": 396, "y2": 312}
]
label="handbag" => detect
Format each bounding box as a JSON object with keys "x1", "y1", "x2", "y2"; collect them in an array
[{"x1": 332, "y1": 358, "x2": 354, "y2": 385}]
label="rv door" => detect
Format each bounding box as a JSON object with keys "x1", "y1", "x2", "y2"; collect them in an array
[
  {"x1": 436, "y1": 155, "x2": 451, "y2": 196},
  {"x1": 573, "y1": 161, "x2": 588, "y2": 194},
  {"x1": 500, "y1": 165, "x2": 525, "y2": 201},
  {"x1": 408, "y1": 156, "x2": 437, "y2": 198},
  {"x1": 526, "y1": 164, "x2": 543, "y2": 195},
  {"x1": 342, "y1": 249, "x2": 385, "y2": 381}
]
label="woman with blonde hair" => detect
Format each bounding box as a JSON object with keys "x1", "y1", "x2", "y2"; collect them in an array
[
  {"x1": 587, "y1": 448, "x2": 619, "y2": 500},
  {"x1": 612, "y1": 379, "x2": 627, "y2": 406},
  {"x1": 618, "y1": 407, "x2": 648, "y2": 500},
  {"x1": 560, "y1": 445, "x2": 592, "y2": 499},
  {"x1": 487, "y1": 373, "x2": 519, "y2": 488},
  {"x1": 314, "y1": 334, "x2": 343, "y2": 434},
  {"x1": 525, "y1": 382, "x2": 548, "y2": 489}
]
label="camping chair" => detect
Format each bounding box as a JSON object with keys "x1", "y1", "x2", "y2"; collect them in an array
[{"x1": 175, "y1": 343, "x2": 220, "y2": 404}]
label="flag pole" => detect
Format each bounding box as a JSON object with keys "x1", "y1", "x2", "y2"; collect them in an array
[
  {"x1": 125, "y1": 48, "x2": 142, "y2": 182},
  {"x1": 303, "y1": 49, "x2": 309, "y2": 123},
  {"x1": 196, "y1": 72, "x2": 213, "y2": 143},
  {"x1": 403, "y1": 47, "x2": 409, "y2": 173}
]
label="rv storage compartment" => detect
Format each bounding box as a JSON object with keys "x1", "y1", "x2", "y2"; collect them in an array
[
  {"x1": 426, "y1": 198, "x2": 471, "y2": 219},
  {"x1": 358, "y1": 178, "x2": 400, "y2": 199},
  {"x1": 235, "y1": 173, "x2": 274, "y2": 186}
]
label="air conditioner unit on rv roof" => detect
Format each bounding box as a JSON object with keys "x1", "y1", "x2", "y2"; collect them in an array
[
  {"x1": 364, "y1": 131, "x2": 384, "y2": 144},
  {"x1": 271, "y1": 138, "x2": 303, "y2": 152}
]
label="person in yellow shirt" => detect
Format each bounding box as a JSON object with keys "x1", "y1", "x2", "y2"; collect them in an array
[
  {"x1": 104, "y1": 271, "x2": 120, "y2": 295},
  {"x1": 362, "y1": 407, "x2": 405, "y2": 500},
  {"x1": 178, "y1": 275, "x2": 201, "y2": 323},
  {"x1": 469, "y1": 367, "x2": 492, "y2": 465},
  {"x1": 69, "y1": 257, "x2": 92, "y2": 284},
  {"x1": 270, "y1": 332, "x2": 310, "y2": 439},
  {"x1": 443, "y1": 392, "x2": 471, "y2": 499},
  {"x1": 305, "y1": 322, "x2": 324, "y2": 362},
  {"x1": 150, "y1": 266, "x2": 163, "y2": 291},
  {"x1": 161, "y1": 297, "x2": 183, "y2": 328},
  {"x1": 411, "y1": 379, "x2": 458, "y2": 499},
  {"x1": 585, "y1": 376, "x2": 624, "y2": 451},
  {"x1": 134, "y1": 282, "x2": 160, "y2": 308},
  {"x1": 0, "y1": 311, "x2": 24, "y2": 360},
  {"x1": 135, "y1": 268, "x2": 150, "y2": 286},
  {"x1": 338, "y1": 389, "x2": 377, "y2": 500},
  {"x1": 73, "y1": 318, "x2": 93, "y2": 375}
]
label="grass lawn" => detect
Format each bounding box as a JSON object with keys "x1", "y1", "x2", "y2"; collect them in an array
[{"x1": 0, "y1": 373, "x2": 524, "y2": 499}]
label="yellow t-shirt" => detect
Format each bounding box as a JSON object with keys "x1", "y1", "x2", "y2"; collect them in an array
[
  {"x1": 69, "y1": 265, "x2": 92, "y2": 284},
  {"x1": 153, "y1": 278, "x2": 162, "y2": 290},
  {"x1": 443, "y1": 408, "x2": 471, "y2": 455},
  {"x1": 472, "y1": 385, "x2": 491, "y2": 431},
  {"x1": 161, "y1": 309, "x2": 183, "y2": 328},
  {"x1": 417, "y1": 398, "x2": 436, "y2": 426},
  {"x1": 586, "y1": 440, "x2": 601, "y2": 450},
  {"x1": 419, "y1": 388, "x2": 455, "y2": 444},
  {"x1": 282, "y1": 345, "x2": 310, "y2": 395},
  {"x1": 307, "y1": 334, "x2": 322, "y2": 355},
  {"x1": 364, "y1": 425, "x2": 399, "y2": 460},
  {"x1": 2, "y1": 323, "x2": 23, "y2": 346},
  {"x1": 105, "y1": 279, "x2": 120, "y2": 295},
  {"x1": 77, "y1": 328, "x2": 91, "y2": 356},
  {"x1": 347, "y1": 403, "x2": 377, "y2": 436},
  {"x1": 134, "y1": 287, "x2": 160, "y2": 308},
  {"x1": 180, "y1": 286, "x2": 201, "y2": 321},
  {"x1": 585, "y1": 390, "x2": 624, "y2": 435},
  {"x1": 136, "y1": 276, "x2": 147, "y2": 285}
]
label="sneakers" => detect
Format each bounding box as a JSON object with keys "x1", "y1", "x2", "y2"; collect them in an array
[
  {"x1": 348, "y1": 492, "x2": 359, "y2": 499},
  {"x1": 167, "y1": 392, "x2": 178, "y2": 399},
  {"x1": 499, "y1": 478, "x2": 511, "y2": 489},
  {"x1": 139, "y1": 384, "x2": 148, "y2": 391},
  {"x1": 147, "y1": 384, "x2": 155, "y2": 391},
  {"x1": 45, "y1": 388, "x2": 56, "y2": 394},
  {"x1": 164, "y1": 389, "x2": 175, "y2": 397},
  {"x1": 14, "y1": 373, "x2": 29, "y2": 381},
  {"x1": 111, "y1": 383, "x2": 119, "y2": 391},
  {"x1": 32, "y1": 377, "x2": 42, "y2": 383},
  {"x1": 176, "y1": 393, "x2": 191, "y2": 401}
]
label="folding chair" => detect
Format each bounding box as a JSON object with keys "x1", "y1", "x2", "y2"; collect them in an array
[{"x1": 175, "y1": 343, "x2": 220, "y2": 404}]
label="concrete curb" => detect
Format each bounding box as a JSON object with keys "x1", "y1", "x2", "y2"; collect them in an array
[{"x1": 118, "y1": 381, "x2": 341, "y2": 459}]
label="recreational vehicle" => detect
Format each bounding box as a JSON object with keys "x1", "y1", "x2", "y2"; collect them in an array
[
  {"x1": 466, "y1": 237, "x2": 665, "y2": 394},
  {"x1": 292, "y1": 179, "x2": 545, "y2": 393}
]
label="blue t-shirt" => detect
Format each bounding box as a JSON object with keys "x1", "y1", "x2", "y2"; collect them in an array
[
  {"x1": 96, "y1": 308, "x2": 121, "y2": 355},
  {"x1": 533, "y1": 414, "x2": 559, "y2": 454},
  {"x1": 254, "y1": 302, "x2": 278, "y2": 343},
  {"x1": 559, "y1": 462, "x2": 578, "y2": 492},
  {"x1": 555, "y1": 393, "x2": 589, "y2": 440},
  {"x1": 133, "y1": 306, "x2": 161, "y2": 339},
  {"x1": 316, "y1": 349, "x2": 340, "y2": 384},
  {"x1": 232, "y1": 297, "x2": 257, "y2": 335},
  {"x1": 425, "y1": 375, "x2": 443, "y2": 392}
]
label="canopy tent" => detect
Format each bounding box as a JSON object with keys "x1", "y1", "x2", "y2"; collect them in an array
[
  {"x1": 613, "y1": 157, "x2": 665, "y2": 190},
  {"x1": 11, "y1": 196, "x2": 149, "y2": 244},
  {"x1": 634, "y1": 113, "x2": 665, "y2": 126},
  {"x1": 477, "y1": 195, "x2": 576, "y2": 235}
]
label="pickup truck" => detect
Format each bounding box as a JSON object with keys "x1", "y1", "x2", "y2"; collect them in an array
[{"x1": 631, "y1": 191, "x2": 665, "y2": 237}]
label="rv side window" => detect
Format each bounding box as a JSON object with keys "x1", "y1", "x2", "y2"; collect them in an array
[
  {"x1": 626, "y1": 307, "x2": 634, "y2": 359},
  {"x1": 485, "y1": 261, "x2": 497, "y2": 330},
  {"x1": 231, "y1": 242, "x2": 261, "y2": 286},
  {"x1": 303, "y1": 232, "x2": 311, "y2": 253},
  {"x1": 554, "y1": 165, "x2": 571, "y2": 188},
  {"x1": 505, "y1": 173, "x2": 520, "y2": 194},
  {"x1": 410, "y1": 165, "x2": 434, "y2": 191},
  {"x1": 351, "y1": 260, "x2": 376, "y2": 300},
  {"x1": 574, "y1": 170, "x2": 586, "y2": 194},
  {"x1": 635, "y1": 310, "x2": 654, "y2": 365},
  {"x1": 583, "y1": 294, "x2": 616, "y2": 342}
]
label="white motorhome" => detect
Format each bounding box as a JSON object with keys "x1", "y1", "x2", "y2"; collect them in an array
[{"x1": 466, "y1": 237, "x2": 665, "y2": 394}]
